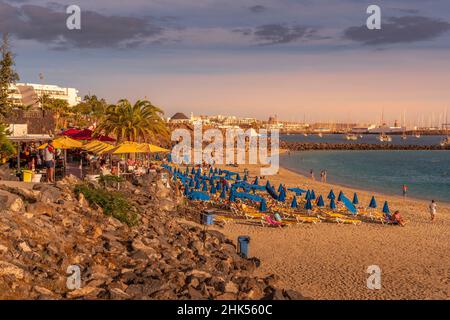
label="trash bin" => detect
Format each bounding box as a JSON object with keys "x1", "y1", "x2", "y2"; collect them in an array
[
  {"x1": 237, "y1": 236, "x2": 251, "y2": 259},
  {"x1": 22, "y1": 170, "x2": 33, "y2": 182},
  {"x1": 202, "y1": 212, "x2": 215, "y2": 225}
]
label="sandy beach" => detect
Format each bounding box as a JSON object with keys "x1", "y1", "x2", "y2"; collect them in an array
[{"x1": 213, "y1": 162, "x2": 450, "y2": 300}]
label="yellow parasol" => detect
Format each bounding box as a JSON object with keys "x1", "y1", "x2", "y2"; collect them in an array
[
  {"x1": 83, "y1": 140, "x2": 115, "y2": 154},
  {"x1": 38, "y1": 136, "x2": 83, "y2": 150},
  {"x1": 109, "y1": 142, "x2": 149, "y2": 154},
  {"x1": 137, "y1": 143, "x2": 170, "y2": 153}
]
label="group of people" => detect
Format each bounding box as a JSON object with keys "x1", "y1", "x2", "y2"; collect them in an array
[{"x1": 309, "y1": 169, "x2": 328, "y2": 182}]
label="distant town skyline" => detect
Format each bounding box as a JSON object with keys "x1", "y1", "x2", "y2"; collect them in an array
[{"x1": 2, "y1": 0, "x2": 450, "y2": 124}]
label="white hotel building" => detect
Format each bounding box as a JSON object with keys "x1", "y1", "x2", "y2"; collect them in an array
[{"x1": 8, "y1": 83, "x2": 81, "y2": 108}]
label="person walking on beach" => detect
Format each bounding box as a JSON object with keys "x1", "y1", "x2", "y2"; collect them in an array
[
  {"x1": 320, "y1": 170, "x2": 324, "y2": 182},
  {"x1": 323, "y1": 170, "x2": 327, "y2": 183},
  {"x1": 429, "y1": 200, "x2": 437, "y2": 222},
  {"x1": 310, "y1": 169, "x2": 315, "y2": 180},
  {"x1": 402, "y1": 184, "x2": 408, "y2": 198}
]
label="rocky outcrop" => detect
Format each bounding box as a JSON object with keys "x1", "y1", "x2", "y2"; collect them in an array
[
  {"x1": 0, "y1": 175, "x2": 305, "y2": 300},
  {"x1": 281, "y1": 141, "x2": 450, "y2": 151}
]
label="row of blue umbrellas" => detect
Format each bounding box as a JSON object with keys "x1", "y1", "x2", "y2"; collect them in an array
[{"x1": 172, "y1": 165, "x2": 392, "y2": 215}]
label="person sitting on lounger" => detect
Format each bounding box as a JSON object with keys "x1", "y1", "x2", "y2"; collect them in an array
[{"x1": 391, "y1": 210, "x2": 406, "y2": 227}]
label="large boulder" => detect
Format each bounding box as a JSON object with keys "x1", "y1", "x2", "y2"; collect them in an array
[
  {"x1": 0, "y1": 190, "x2": 25, "y2": 212},
  {"x1": 33, "y1": 184, "x2": 64, "y2": 204}
]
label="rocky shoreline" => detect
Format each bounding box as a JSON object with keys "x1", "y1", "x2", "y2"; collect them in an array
[
  {"x1": 0, "y1": 170, "x2": 305, "y2": 300},
  {"x1": 280, "y1": 141, "x2": 450, "y2": 151}
]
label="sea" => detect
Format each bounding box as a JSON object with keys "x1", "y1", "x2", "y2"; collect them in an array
[{"x1": 279, "y1": 135, "x2": 450, "y2": 203}]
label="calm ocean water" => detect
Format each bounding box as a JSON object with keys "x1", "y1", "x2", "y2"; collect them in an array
[
  {"x1": 280, "y1": 150, "x2": 450, "y2": 203},
  {"x1": 281, "y1": 134, "x2": 447, "y2": 146}
]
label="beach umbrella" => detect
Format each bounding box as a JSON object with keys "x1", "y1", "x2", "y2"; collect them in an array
[
  {"x1": 353, "y1": 193, "x2": 359, "y2": 205},
  {"x1": 138, "y1": 143, "x2": 170, "y2": 153},
  {"x1": 209, "y1": 168, "x2": 213, "y2": 174},
  {"x1": 236, "y1": 174, "x2": 241, "y2": 181},
  {"x1": 338, "y1": 191, "x2": 344, "y2": 202},
  {"x1": 291, "y1": 196, "x2": 298, "y2": 208},
  {"x1": 202, "y1": 182, "x2": 208, "y2": 192},
  {"x1": 305, "y1": 190, "x2": 311, "y2": 200},
  {"x1": 210, "y1": 184, "x2": 217, "y2": 194},
  {"x1": 278, "y1": 184, "x2": 283, "y2": 193},
  {"x1": 188, "y1": 179, "x2": 195, "y2": 188},
  {"x1": 214, "y1": 168, "x2": 218, "y2": 174},
  {"x1": 278, "y1": 188, "x2": 286, "y2": 202},
  {"x1": 216, "y1": 181, "x2": 221, "y2": 190},
  {"x1": 196, "y1": 168, "x2": 201, "y2": 176},
  {"x1": 310, "y1": 190, "x2": 316, "y2": 200},
  {"x1": 330, "y1": 198, "x2": 336, "y2": 210},
  {"x1": 220, "y1": 187, "x2": 227, "y2": 199},
  {"x1": 195, "y1": 180, "x2": 201, "y2": 190},
  {"x1": 243, "y1": 175, "x2": 248, "y2": 182},
  {"x1": 219, "y1": 169, "x2": 223, "y2": 175},
  {"x1": 229, "y1": 189, "x2": 236, "y2": 202},
  {"x1": 191, "y1": 168, "x2": 195, "y2": 174},
  {"x1": 382, "y1": 201, "x2": 390, "y2": 215},
  {"x1": 327, "y1": 189, "x2": 336, "y2": 200},
  {"x1": 369, "y1": 196, "x2": 377, "y2": 208},
  {"x1": 259, "y1": 198, "x2": 267, "y2": 212},
  {"x1": 254, "y1": 177, "x2": 259, "y2": 185},
  {"x1": 305, "y1": 198, "x2": 313, "y2": 210},
  {"x1": 188, "y1": 191, "x2": 211, "y2": 201},
  {"x1": 266, "y1": 180, "x2": 271, "y2": 188},
  {"x1": 316, "y1": 195, "x2": 325, "y2": 207},
  {"x1": 38, "y1": 136, "x2": 83, "y2": 150}
]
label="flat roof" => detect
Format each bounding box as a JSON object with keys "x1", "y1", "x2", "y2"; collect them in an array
[{"x1": 8, "y1": 135, "x2": 52, "y2": 142}]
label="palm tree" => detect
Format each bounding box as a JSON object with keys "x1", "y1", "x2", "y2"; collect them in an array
[
  {"x1": 95, "y1": 99, "x2": 169, "y2": 143},
  {"x1": 72, "y1": 95, "x2": 108, "y2": 126},
  {"x1": 36, "y1": 94, "x2": 69, "y2": 130},
  {"x1": 0, "y1": 123, "x2": 14, "y2": 161}
]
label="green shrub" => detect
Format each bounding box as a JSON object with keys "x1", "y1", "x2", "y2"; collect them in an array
[{"x1": 74, "y1": 183, "x2": 139, "y2": 227}]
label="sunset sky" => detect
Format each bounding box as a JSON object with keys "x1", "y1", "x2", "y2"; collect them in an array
[{"x1": 2, "y1": 0, "x2": 450, "y2": 124}]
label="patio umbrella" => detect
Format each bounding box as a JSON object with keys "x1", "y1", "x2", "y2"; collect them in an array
[
  {"x1": 229, "y1": 189, "x2": 236, "y2": 202},
  {"x1": 382, "y1": 201, "x2": 390, "y2": 215},
  {"x1": 236, "y1": 174, "x2": 241, "y2": 181},
  {"x1": 310, "y1": 190, "x2": 316, "y2": 200},
  {"x1": 330, "y1": 198, "x2": 336, "y2": 210},
  {"x1": 369, "y1": 196, "x2": 377, "y2": 208},
  {"x1": 338, "y1": 191, "x2": 344, "y2": 202},
  {"x1": 305, "y1": 198, "x2": 313, "y2": 210},
  {"x1": 202, "y1": 182, "x2": 208, "y2": 192},
  {"x1": 291, "y1": 196, "x2": 298, "y2": 208},
  {"x1": 353, "y1": 193, "x2": 359, "y2": 205},
  {"x1": 195, "y1": 180, "x2": 201, "y2": 190},
  {"x1": 305, "y1": 190, "x2": 311, "y2": 200},
  {"x1": 188, "y1": 191, "x2": 210, "y2": 201},
  {"x1": 189, "y1": 179, "x2": 195, "y2": 188},
  {"x1": 327, "y1": 189, "x2": 336, "y2": 200},
  {"x1": 61, "y1": 128, "x2": 81, "y2": 136},
  {"x1": 316, "y1": 195, "x2": 325, "y2": 207},
  {"x1": 259, "y1": 198, "x2": 267, "y2": 212},
  {"x1": 109, "y1": 142, "x2": 146, "y2": 154},
  {"x1": 210, "y1": 184, "x2": 216, "y2": 194},
  {"x1": 266, "y1": 180, "x2": 271, "y2": 188},
  {"x1": 38, "y1": 136, "x2": 83, "y2": 150},
  {"x1": 220, "y1": 187, "x2": 227, "y2": 199},
  {"x1": 138, "y1": 143, "x2": 170, "y2": 153},
  {"x1": 253, "y1": 177, "x2": 259, "y2": 185},
  {"x1": 278, "y1": 188, "x2": 286, "y2": 202},
  {"x1": 243, "y1": 175, "x2": 248, "y2": 182}
]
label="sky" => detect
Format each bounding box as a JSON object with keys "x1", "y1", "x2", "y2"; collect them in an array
[{"x1": 1, "y1": 0, "x2": 450, "y2": 124}]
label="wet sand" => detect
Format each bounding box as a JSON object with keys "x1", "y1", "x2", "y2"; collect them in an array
[{"x1": 214, "y1": 163, "x2": 450, "y2": 300}]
